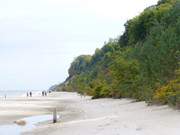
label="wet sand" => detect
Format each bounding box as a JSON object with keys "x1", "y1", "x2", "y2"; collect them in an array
[{"x1": 0, "y1": 92, "x2": 84, "y2": 126}]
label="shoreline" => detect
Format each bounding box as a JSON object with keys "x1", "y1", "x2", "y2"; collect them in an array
[
  {"x1": 0, "y1": 90, "x2": 41, "y2": 98},
  {"x1": 0, "y1": 92, "x2": 180, "y2": 135},
  {"x1": 0, "y1": 92, "x2": 83, "y2": 126}
]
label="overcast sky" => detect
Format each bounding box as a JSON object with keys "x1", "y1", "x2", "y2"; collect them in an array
[{"x1": 0, "y1": 0, "x2": 158, "y2": 90}]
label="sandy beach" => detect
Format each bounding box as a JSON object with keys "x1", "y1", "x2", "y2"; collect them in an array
[{"x1": 0, "y1": 92, "x2": 180, "y2": 135}]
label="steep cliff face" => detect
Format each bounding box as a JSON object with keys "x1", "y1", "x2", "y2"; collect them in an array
[{"x1": 55, "y1": 0, "x2": 180, "y2": 106}]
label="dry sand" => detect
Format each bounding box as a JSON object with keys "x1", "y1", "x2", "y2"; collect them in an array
[{"x1": 0, "y1": 92, "x2": 180, "y2": 135}]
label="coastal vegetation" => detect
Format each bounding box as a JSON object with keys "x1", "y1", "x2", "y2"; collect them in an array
[{"x1": 56, "y1": 0, "x2": 180, "y2": 107}]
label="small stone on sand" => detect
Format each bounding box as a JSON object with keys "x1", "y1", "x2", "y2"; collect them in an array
[{"x1": 14, "y1": 120, "x2": 26, "y2": 126}]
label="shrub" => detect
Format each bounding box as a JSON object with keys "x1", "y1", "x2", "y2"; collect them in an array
[{"x1": 153, "y1": 76, "x2": 180, "y2": 105}]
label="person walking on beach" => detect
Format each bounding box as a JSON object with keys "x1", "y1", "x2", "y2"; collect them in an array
[
  {"x1": 45, "y1": 91, "x2": 47, "y2": 96},
  {"x1": 30, "y1": 91, "x2": 32, "y2": 97},
  {"x1": 42, "y1": 91, "x2": 44, "y2": 96},
  {"x1": 27, "y1": 92, "x2": 29, "y2": 97}
]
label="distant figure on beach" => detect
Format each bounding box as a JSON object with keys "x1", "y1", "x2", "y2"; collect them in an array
[
  {"x1": 4, "y1": 94, "x2": 6, "y2": 99},
  {"x1": 45, "y1": 91, "x2": 47, "y2": 96},
  {"x1": 42, "y1": 91, "x2": 44, "y2": 96},
  {"x1": 27, "y1": 92, "x2": 29, "y2": 97},
  {"x1": 30, "y1": 91, "x2": 32, "y2": 97}
]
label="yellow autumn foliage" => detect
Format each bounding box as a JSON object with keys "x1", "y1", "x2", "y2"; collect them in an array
[{"x1": 154, "y1": 70, "x2": 180, "y2": 105}]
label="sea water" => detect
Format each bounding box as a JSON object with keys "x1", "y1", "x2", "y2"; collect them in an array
[
  {"x1": 0, "y1": 90, "x2": 25, "y2": 97},
  {"x1": 0, "y1": 90, "x2": 41, "y2": 98},
  {"x1": 0, "y1": 115, "x2": 58, "y2": 135}
]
